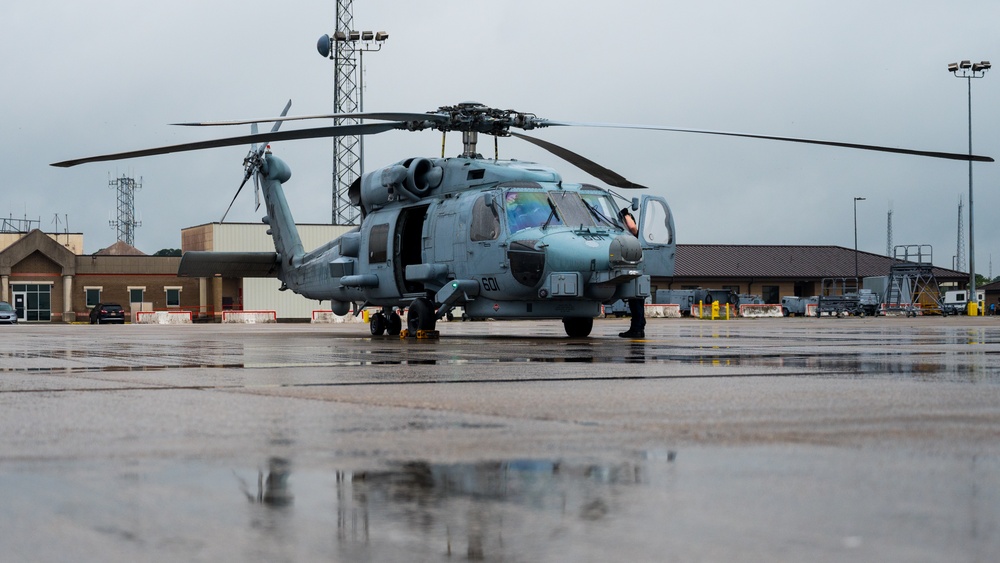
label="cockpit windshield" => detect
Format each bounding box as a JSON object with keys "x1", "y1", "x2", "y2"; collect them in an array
[
  {"x1": 580, "y1": 193, "x2": 623, "y2": 229},
  {"x1": 504, "y1": 189, "x2": 619, "y2": 234},
  {"x1": 504, "y1": 191, "x2": 562, "y2": 233}
]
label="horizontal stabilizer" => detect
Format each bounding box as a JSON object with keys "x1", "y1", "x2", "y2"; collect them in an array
[{"x1": 178, "y1": 251, "x2": 280, "y2": 278}]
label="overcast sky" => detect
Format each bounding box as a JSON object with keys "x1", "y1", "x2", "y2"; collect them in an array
[{"x1": 4, "y1": 1, "x2": 999, "y2": 273}]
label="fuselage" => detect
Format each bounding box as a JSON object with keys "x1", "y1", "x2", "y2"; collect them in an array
[{"x1": 260, "y1": 154, "x2": 673, "y2": 319}]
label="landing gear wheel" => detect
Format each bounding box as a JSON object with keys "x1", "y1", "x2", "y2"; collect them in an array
[
  {"x1": 406, "y1": 298, "x2": 437, "y2": 336},
  {"x1": 387, "y1": 312, "x2": 402, "y2": 336},
  {"x1": 370, "y1": 312, "x2": 386, "y2": 336},
  {"x1": 562, "y1": 316, "x2": 594, "y2": 338}
]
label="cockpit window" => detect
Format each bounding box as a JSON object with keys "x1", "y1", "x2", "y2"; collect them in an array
[
  {"x1": 505, "y1": 191, "x2": 562, "y2": 233},
  {"x1": 580, "y1": 193, "x2": 623, "y2": 229},
  {"x1": 471, "y1": 193, "x2": 500, "y2": 241}
]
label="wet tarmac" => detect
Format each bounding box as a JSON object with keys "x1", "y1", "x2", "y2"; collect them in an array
[{"x1": 1, "y1": 317, "x2": 998, "y2": 562}]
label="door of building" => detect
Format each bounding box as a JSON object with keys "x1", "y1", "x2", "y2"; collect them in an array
[{"x1": 12, "y1": 292, "x2": 26, "y2": 321}]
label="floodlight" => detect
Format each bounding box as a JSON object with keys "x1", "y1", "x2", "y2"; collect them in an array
[
  {"x1": 948, "y1": 62, "x2": 959, "y2": 72},
  {"x1": 333, "y1": 31, "x2": 347, "y2": 41},
  {"x1": 375, "y1": 31, "x2": 389, "y2": 41},
  {"x1": 960, "y1": 60, "x2": 972, "y2": 69},
  {"x1": 350, "y1": 31, "x2": 361, "y2": 41},
  {"x1": 361, "y1": 31, "x2": 374, "y2": 41}
]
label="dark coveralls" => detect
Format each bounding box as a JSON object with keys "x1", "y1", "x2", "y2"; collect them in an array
[{"x1": 618, "y1": 208, "x2": 646, "y2": 338}]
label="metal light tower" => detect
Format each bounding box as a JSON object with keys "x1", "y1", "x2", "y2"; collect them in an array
[
  {"x1": 956, "y1": 196, "x2": 966, "y2": 272},
  {"x1": 317, "y1": 2, "x2": 388, "y2": 226},
  {"x1": 854, "y1": 197, "x2": 866, "y2": 280},
  {"x1": 948, "y1": 59, "x2": 990, "y2": 313},
  {"x1": 109, "y1": 174, "x2": 141, "y2": 245}
]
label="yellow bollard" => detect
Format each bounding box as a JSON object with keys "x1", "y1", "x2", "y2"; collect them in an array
[
  {"x1": 711, "y1": 300, "x2": 719, "y2": 320},
  {"x1": 969, "y1": 301, "x2": 979, "y2": 317}
]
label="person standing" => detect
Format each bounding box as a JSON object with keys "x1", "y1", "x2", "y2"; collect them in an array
[{"x1": 618, "y1": 208, "x2": 646, "y2": 338}]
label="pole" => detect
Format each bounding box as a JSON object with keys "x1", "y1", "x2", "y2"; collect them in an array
[
  {"x1": 966, "y1": 75, "x2": 976, "y2": 314},
  {"x1": 854, "y1": 197, "x2": 865, "y2": 281}
]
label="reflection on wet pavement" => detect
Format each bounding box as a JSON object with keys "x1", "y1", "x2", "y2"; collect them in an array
[{"x1": 2, "y1": 321, "x2": 998, "y2": 384}]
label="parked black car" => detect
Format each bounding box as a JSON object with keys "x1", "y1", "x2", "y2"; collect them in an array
[{"x1": 90, "y1": 303, "x2": 125, "y2": 324}]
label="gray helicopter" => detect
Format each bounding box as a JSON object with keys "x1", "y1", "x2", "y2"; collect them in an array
[{"x1": 53, "y1": 102, "x2": 991, "y2": 337}]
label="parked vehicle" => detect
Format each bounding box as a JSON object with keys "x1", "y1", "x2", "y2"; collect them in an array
[
  {"x1": 781, "y1": 296, "x2": 818, "y2": 317},
  {"x1": 654, "y1": 289, "x2": 738, "y2": 316},
  {"x1": 942, "y1": 290, "x2": 985, "y2": 315},
  {"x1": 90, "y1": 303, "x2": 125, "y2": 324},
  {"x1": 0, "y1": 301, "x2": 17, "y2": 324}
]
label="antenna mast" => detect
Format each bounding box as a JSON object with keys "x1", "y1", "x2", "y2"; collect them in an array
[
  {"x1": 885, "y1": 204, "x2": 893, "y2": 256},
  {"x1": 109, "y1": 174, "x2": 142, "y2": 245}
]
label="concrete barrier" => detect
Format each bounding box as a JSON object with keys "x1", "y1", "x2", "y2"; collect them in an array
[
  {"x1": 222, "y1": 310, "x2": 277, "y2": 323},
  {"x1": 647, "y1": 304, "x2": 682, "y2": 318},
  {"x1": 312, "y1": 310, "x2": 367, "y2": 324},
  {"x1": 739, "y1": 304, "x2": 784, "y2": 318},
  {"x1": 135, "y1": 311, "x2": 193, "y2": 324}
]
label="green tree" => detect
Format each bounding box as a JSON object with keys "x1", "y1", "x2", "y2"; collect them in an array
[{"x1": 154, "y1": 248, "x2": 182, "y2": 257}]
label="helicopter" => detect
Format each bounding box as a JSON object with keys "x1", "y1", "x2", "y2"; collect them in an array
[{"x1": 53, "y1": 101, "x2": 992, "y2": 338}]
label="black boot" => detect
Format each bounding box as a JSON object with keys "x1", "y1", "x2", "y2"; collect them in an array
[{"x1": 618, "y1": 328, "x2": 645, "y2": 338}]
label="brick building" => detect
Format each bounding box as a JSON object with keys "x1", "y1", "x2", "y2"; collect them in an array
[{"x1": 0, "y1": 230, "x2": 200, "y2": 322}]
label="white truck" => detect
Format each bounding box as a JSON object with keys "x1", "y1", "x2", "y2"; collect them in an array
[{"x1": 942, "y1": 290, "x2": 985, "y2": 315}]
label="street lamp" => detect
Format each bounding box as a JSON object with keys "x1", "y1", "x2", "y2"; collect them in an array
[
  {"x1": 948, "y1": 59, "x2": 990, "y2": 315},
  {"x1": 854, "y1": 197, "x2": 866, "y2": 281}
]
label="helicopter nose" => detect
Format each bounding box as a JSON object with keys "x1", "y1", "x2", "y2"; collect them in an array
[{"x1": 609, "y1": 234, "x2": 642, "y2": 266}]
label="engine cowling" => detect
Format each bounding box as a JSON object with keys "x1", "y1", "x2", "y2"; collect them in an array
[{"x1": 358, "y1": 158, "x2": 443, "y2": 213}]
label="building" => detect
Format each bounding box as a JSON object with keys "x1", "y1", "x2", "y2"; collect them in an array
[
  {"x1": 181, "y1": 222, "x2": 354, "y2": 320},
  {"x1": 0, "y1": 225, "x2": 973, "y2": 322},
  {"x1": 664, "y1": 244, "x2": 967, "y2": 303},
  {"x1": 0, "y1": 230, "x2": 200, "y2": 322}
]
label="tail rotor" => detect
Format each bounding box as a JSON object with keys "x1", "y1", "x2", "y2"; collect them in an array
[{"x1": 220, "y1": 100, "x2": 292, "y2": 223}]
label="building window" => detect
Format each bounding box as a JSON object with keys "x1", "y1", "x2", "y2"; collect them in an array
[
  {"x1": 129, "y1": 287, "x2": 145, "y2": 303},
  {"x1": 762, "y1": 285, "x2": 780, "y2": 305},
  {"x1": 165, "y1": 287, "x2": 181, "y2": 307},
  {"x1": 85, "y1": 287, "x2": 102, "y2": 308}
]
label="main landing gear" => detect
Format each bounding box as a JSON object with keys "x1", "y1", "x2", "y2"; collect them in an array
[{"x1": 369, "y1": 309, "x2": 402, "y2": 336}]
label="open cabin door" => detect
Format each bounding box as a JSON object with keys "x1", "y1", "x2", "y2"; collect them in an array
[{"x1": 637, "y1": 195, "x2": 675, "y2": 277}]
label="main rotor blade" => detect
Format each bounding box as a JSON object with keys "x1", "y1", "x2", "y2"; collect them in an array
[
  {"x1": 538, "y1": 120, "x2": 995, "y2": 163},
  {"x1": 173, "y1": 111, "x2": 448, "y2": 127},
  {"x1": 510, "y1": 132, "x2": 648, "y2": 190},
  {"x1": 51, "y1": 121, "x2": 404, "y2": 167},
  {"x1": 270, "y1": 100, "x2": 293, "y2": 134}
]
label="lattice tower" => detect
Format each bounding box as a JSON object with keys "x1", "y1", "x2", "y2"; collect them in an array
[
  {"x1": 885, "y1": 206, "x2": 893, "y2": 256},
  {"x1": 109, "y1": 175, "x2": 141, "y2": 245},
  {"x1": 331, "y1": 0, "x2": 361, "y2": 226}
]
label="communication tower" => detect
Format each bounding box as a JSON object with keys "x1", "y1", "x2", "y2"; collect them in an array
[
  {"x1": 885, "y1": 205, "x2": 893, "y2": 256},
  {"x1": 318, "y1": 2, "x2": 388, "y2": 226},
  {"x1": 330, "y1": 1, "x2": 361, "y2": 226},
  {"x1": 109, "y1": 174, "x2": 141, "y2": 245}
]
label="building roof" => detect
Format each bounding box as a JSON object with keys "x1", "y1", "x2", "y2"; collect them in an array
[
  {"x1": 95, "y1": 240, "x2": 146, "y2": 256},
  {"x1": 675, "y1": 244, "x2": 966, "y2": 281}
]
